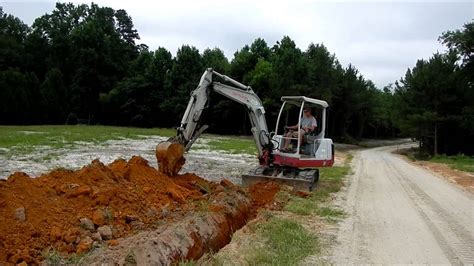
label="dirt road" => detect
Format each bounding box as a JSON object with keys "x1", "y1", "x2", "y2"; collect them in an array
[{"x1": 332, "y1": 145, "x2": 474, "y2": 264}]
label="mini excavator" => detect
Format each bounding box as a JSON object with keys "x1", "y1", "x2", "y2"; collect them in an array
[{"x1": 156, "y1": 68, "x2": 334, "y2": 191}]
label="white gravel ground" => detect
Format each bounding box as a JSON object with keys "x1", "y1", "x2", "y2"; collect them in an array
[{"x1": 0, "y1": 136, "x2": 256, "y2": 184}]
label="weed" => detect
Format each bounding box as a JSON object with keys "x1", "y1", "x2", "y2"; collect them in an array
[
  {"x1": 178, "y1": 259, "x2": 196, "y2": 266},
  {"x1": 42, "y1": 248, "x2": 63, "y2": 265},
  {"x1": 42, "y1": 246, "x2": 91, "y2": 265},
  {"x1": 124, "y1": 250, "x2": 137, "y2": 266},
  {"x1": 196, "y1": 181, "x2": 211, "y2": 194},
  {"x1": 248, "y1": 217, "x2": 317, "y2": 265}
]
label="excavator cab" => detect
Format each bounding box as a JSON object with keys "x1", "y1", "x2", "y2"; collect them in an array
[
  {"x1": 243, "y1": 96, "x2": 334, "y2": 191},
  {"x1": 272, "y1": 96, "x2": 334, "y2": 169}
]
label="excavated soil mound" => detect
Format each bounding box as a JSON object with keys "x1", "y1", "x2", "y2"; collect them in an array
[
  {"x1": 0, "y1": 156, "x2": 283, "y2": 265},
  {"x1": 0, "y1": 156, "x2": 213, "y2": 264}
]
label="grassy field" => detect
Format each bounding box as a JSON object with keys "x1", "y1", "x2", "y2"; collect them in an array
[
  {"x1": 0, "y1": 125, "x2": 257, "y2": 157},
  {"x1": 0, "y1": 125, "x2": 175, "y2": 154},
  {"x1": 206, "y1": 138, "x2": 256, "y2": 155}
]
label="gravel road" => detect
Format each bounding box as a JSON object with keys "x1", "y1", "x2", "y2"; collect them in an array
[{"x1": 331, "y1": 144, "x2": 474, "y2": 264}]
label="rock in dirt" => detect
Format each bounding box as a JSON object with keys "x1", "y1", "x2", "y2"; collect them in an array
[
  {"x1": 80, "y1": 218, "x2": 95, "y2": 231},
  {"x1": 50, "y1": 226, "x2": 62, "y2": 241},
  {"x1": 66, "y1": 185, "x2": 91, "y2": 198},
  {"x1": 77, "y1": 236, "x2": 93, "y2": 254},
  {"x1": 97, "y1": 225, "x2": 113, "y2": 240},
  {"x1": 63, "y1": 228, "x2": 80, "y2": 244},
  {"x1": 91, "y1": 232, "x2": 102, "y2": 242},
  {"x1": 92, "y1": 209, "x2": 106, "y2": 226},
  {"x1": 14, "y1": 207, "x2": 26, "y2": 222},
  {"x1": 125, "y1": 215, "x2": 138, "y2": 223}
]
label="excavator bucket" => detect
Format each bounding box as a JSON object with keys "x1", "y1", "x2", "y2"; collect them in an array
[{"x1": 156, "y1": 142, "x2": 185, "y2": 176}]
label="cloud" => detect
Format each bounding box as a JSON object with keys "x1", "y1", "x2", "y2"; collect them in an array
[{"x1": 1, "y1": 0, "x2": 472, "y2": 87}]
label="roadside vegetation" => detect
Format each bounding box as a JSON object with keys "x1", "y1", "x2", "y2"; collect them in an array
[
  {"x1": 247, "y1": 216, "x2": 317, "y2": 264},
  {"x1": 430, "y1": 155, "x2": 474, "y2": 173},
  {"x1": 399, "y1": 147, "x2": 474, "y2": 173}
]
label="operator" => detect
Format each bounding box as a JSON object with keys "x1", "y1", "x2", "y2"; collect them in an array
[{"x1": 282, "y1": 108, "x2": 317, "y2": 151}]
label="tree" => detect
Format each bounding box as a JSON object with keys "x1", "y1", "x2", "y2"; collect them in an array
[
  {"x1": 393, "y1": 51, "x2": 472, "y2": 155},
  {"x1": 202, "y1": 48, "x2": 229, "y2": 73}
]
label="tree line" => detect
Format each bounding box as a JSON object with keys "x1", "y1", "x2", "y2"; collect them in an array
[
  {"x1": 392, "y1": 22, "x2": 473, "y2": 156},
  {"x1": 0, "y1": 3, "x2": 472, "y2": 155}
]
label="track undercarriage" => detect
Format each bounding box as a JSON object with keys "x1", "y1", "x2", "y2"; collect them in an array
[{"x1": 241, "y1": 166, "x2": 320, "y2": 191}]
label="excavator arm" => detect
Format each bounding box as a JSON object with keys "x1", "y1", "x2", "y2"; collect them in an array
[
  {"x1": 156, "y1": 68, "x2": 272, "y2": 176},
  {"x1": 177, "y1": 68, "x2": 270, "y2": 156}
]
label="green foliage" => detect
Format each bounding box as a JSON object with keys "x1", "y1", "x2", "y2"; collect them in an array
[
  {"x1": 393, "y1": 23, "x2": 474, "y2": 155},
  {"x1": 430, "y1": 154, "x2": 474, "y2": 173},
  {"x1": 249, "y1": 217, "x2": 317, "y2": 265}
]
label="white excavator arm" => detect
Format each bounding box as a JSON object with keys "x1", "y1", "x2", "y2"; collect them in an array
[{"x1": 175, "y1": 68, "x2": 271, "y2": 157}]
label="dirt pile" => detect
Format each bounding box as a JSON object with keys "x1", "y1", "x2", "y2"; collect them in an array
[
  {"x1": 0, "y1": 155, "x2": 283, "y2": 265},
  {"x1": 0, "y1": 156, "x2": 211, "y2": 264}
]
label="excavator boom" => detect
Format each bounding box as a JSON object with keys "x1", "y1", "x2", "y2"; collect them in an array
[{"x1": 156, "y1": 68, "x2": 272, "y2": 175}]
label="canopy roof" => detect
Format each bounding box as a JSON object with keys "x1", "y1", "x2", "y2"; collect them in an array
[{"x1": 281, "y1": 96, "x2": 328, "y2": 108}]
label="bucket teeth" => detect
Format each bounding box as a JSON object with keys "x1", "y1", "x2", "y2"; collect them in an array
[{"x1": 156, "y1": 142, "x2": 185, "y2": 176}]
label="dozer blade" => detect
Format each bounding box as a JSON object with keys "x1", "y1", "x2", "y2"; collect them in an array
[
  {"x1": 241, "y1": 174, "x2": 316, "y2": 192},
  {"x1": 156, "y1": 141, "x2": 185, "y2": 176}
]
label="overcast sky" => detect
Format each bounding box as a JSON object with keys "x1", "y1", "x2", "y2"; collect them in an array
[{"x1": 2, "y1": 0, "x2": 473, "y2": 88}]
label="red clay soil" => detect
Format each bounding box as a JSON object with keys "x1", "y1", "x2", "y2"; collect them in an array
[
  {"x1": 248, "y1": 180, "x2": 281, "y2": 217},
  {"x1": 0, "y1": 156, "x2": 282, "y2": 265},
  {"x1": 0, "y1": 156, "x2": 210, "y2": 265}
]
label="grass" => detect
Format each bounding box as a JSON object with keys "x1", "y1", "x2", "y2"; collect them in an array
[
  {"x1": 430, "y1": 154, "x2": 474, "y2": 173},
  {"x1": 42, "y1": 247, "x2": 92, "y2": 265},
  {"x1": 0, "y1": 125, "x2": 175, "y2": 156},
  {"x1": 399, "y1": 147, "x2": 474, "y2": 173},
  {"x1": 205, "y1": 137, "x2": 256, "y2": 155},
  {"x1": 284, "y1": 165, "x2": 350, "y2": 219},
  {"x1": 247, "y1": 217, "x2": 317, "y2": 265},
  {"x1": 0, "y1": 125, "x2": 259, "y2": 158}
]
